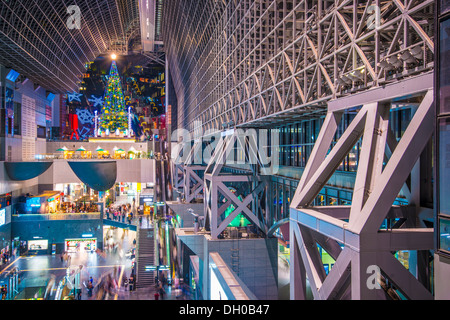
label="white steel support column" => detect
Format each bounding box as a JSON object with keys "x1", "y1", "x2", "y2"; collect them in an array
[
  {"x1": 289, "y1": 89, "x2": 435, "y2": 300},
  {"x1": 183, "y1": 140, "x2": 206, "y2": 203},
  {"x1": 204, "y1": 131, "x2": 270, "y2": 239},
  {"x1": 171, "y1": 142, "x2": 185, "y2": 193}
]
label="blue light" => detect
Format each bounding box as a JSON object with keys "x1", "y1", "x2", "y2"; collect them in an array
[
  {"x1": 26, "y1": 197, "x2": 41, "y2": 209},
  {"x1": 6, "y1": 69, "x2": 20, "y2": 82},
  {"x1": 47, "y1": 93, "x2": 56, "y2": 101}
]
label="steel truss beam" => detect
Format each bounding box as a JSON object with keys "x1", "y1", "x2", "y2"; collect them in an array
[
  {"x1": 171, "y1": 142, "x2": 185, "y2": 192},
  {"x1": 204, "y1": 131, "x2": 270, "y2": 239},
  {"x1": 183, "y1": 140, "x2": 207, "y2": 203},
  {"x1": 289, "y1": 89, "x2": 435, "y2": 300},
  {"x1": 163, "y1": 0, "x2": 435, "y2": 131}
]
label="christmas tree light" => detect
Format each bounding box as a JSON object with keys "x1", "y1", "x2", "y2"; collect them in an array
[{"x1": 100, "y1": 61, "x2": 128, "y2": 134}]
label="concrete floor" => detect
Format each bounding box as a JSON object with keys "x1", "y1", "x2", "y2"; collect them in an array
[{"x1": 0, "y1": 226, "x2": 136, "y2": 300}]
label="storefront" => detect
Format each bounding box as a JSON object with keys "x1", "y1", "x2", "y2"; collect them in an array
[
  {"x1": 28, "y1": 239, "x2": 48, "y2": 251},
  {"x1": 54, "y1": 184, "x2": 102, "y2": 213},
  {"x1": 25, "y1": 191, "x2": 61, "y2": 214},
  {"x1": 55, "y1": 183, "x2": 86, "y2": 203},
  {"x1": 46, "y1": 193, "x2": 62, "y2": 213},
  {"x1": 140, "y1": 194, "x2": 154, "y2": 215},
  {"x1": 116, "y1": 182, "x2": 139, "y2": 198},
  {"x1": 113, "y1": 147, "x2": 126, "y2": 159},
  {"x1": 65, "y1": 238, "x2": 97, "y2": 253},
  {"x1": 26, "y1": 238, "x2": 50, "y2": 255}
]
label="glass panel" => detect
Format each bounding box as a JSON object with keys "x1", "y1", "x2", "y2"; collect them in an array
[
  {"x1": 442, "y1": 0, "x2": 450, "y2": 15},
  {"x1": 439, "y1": 217, "x2": 450, "y2": 252},
  {"x1": 440, "y1": 18, "x2": 450, "y2": 114},
  {"x1": 439, "y1": 118, "x2": 450, "y2": 215}
]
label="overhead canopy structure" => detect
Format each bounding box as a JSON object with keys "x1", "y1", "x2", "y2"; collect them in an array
[
  {"x1": 68, "y1": 161, "x2": 117, "y2": 192},
  {"x1": 5, "y1": 162, "x2": 53, "y2": 181}
]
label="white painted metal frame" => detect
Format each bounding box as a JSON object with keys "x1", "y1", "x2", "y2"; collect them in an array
[
  {"x1": 171, "y1": 142, "x2": 185, "y2": 192},
  {"x1": 163, "y1": 0, "x2": 435, "y2": 131},
  {"x1": 183, "y1": 140, "x2": 207, "y2": 203},
  {"x1": 204, "y1": 131, "x2": 269, "y2": 239},
  {"x1": 289, "y1": 89, "x2": 435, "y2": 300}
]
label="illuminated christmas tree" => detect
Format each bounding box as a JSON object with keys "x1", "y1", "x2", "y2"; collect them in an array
[{"x1": 100, "y1": 60, "x2": 128, "y2": 135}]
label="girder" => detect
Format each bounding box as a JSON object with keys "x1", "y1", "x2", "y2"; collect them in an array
[{"x1": 163, "y1": 0, "x2": 435, "y2": 132}]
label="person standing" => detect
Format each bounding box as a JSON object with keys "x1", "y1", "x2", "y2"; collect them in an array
[
  {"x1": 158, "y1": 281, "x2": 165, "y2": 299},
  {"x1": 129, "y1": 275, "x2": 134, "y2": 291},
  {"x1": 75, "y1": 278, "x2": 82, "y2": 300},
  {"x1": 87, "y1": 281, "x2": 93, "y2": 298}
]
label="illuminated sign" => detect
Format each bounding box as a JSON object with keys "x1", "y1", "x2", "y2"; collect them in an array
[
  {"x1": 0, "y1": 193, "x2": 11, "y2": 208},
  {"x1": 28, "y1": 240, "x2": 48, "y2": 250},
  {"x1": 27, "y1": 197, "x2": 41, "y2": 208},
  {"x1": 0, "y1": 209, "x2": 5, "y2": 227},
  {"x1": 47, "y1": 195, "x2": 59, "y2": 202}
]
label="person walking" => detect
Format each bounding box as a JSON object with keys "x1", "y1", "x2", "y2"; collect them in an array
[
  {"x1": 122, "y1": 272, "x2": 129, "y2": 291},
  {"x1": 87, "y1": 281, "x2": 93, "y2": 298},
  {"x1": 130, "y1": 275, "x2": 135, "y2": 291},
  {"x1": 158, "y1": 281, "x2": 165, "y2": 299},
  {"x1": 1, "y1": 285, "x2": 7, "y2": 300},
  {"x1": 75, "y1": 277, "x2": 82, "y2": 300}
]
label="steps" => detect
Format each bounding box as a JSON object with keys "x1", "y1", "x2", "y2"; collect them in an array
[{"x1": 135, "y1": 227, "x2": 156, "y2": 288}]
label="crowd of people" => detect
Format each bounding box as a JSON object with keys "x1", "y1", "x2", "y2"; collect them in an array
[
  {"x1": 62, "y1": 202, "x2": 100, "y2": 214},
  {"x1": 82, "y1": 266, "x2": 138, "y2": 300},
  {"x1": 105, "y1": 203, "x2": 136, "y2": 224},
  {"x1": 90, "y1": 267, "x2": 133, "y2": 300}
]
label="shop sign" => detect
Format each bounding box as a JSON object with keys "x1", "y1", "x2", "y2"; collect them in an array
[
  {"x1": 0, "y1": 193, "x2": 11, "y2": 208},
  {"x1": 0, "y1": 209, "x2": 5, "y2": 227}
]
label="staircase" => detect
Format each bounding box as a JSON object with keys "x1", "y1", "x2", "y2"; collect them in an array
[
  {"x1": 135, "y1": 225, "x2": 156, "y2": 288},
  {"x1": 230, "y1": 230, "x2": 240, "y2": 276}
]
